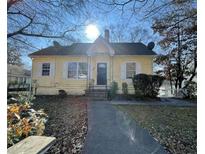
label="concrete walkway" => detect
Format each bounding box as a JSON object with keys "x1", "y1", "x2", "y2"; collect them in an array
[{"x1": 83, "y1": 102, "x2": 167, "y2": 154}]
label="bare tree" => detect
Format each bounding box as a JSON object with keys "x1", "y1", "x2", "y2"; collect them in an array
[
  {"x1": 7, "y1": 43, "x2": 22, "y2": 66},
  {"x1": 107, "y1": 24, "x2": 154, "y2": 44},
  {"x1": 7, "y1": 0, "x2": 88, "y2": 51},
  {"x1": 96, "y1": 0, "x2": 194, "y2": 19},
  {"x1": 108, "y1": 24, "x2": 128, "y2": 42},
  {"x1": 129, "y1": 27, "x2": 153, "y2": 43}
]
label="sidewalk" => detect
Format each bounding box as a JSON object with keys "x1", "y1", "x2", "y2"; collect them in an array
[{"x1": 111, "y1": 98, "x2": 196, "y2": 107}]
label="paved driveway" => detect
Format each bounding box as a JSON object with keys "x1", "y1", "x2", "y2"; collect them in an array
[{"x1": 83, "y1": 101, "x2": 167, "y2": 154}]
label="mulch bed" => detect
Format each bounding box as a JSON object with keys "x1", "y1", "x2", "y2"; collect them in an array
[{"x1": 33, "y1": 96, "x2": 89, "y2": 154}]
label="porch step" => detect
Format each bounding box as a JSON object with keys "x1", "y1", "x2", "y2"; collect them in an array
[
  {"x1": 85, "y1": 89, "x2": 108, "y2": 101},
  {"x1": 91, "y1": 85, "x2": 108, "y2": 90},
  {"x1": 91, "y1": 97, "x2": 108, "y2": 101}
]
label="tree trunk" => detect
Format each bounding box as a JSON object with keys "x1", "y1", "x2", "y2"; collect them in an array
[
  {"x1": 176, "y1": 15, "x2": 183, "y2": 90},
  {"x1": 168, "y1": 61, "x2": 173, "y2": 94}
]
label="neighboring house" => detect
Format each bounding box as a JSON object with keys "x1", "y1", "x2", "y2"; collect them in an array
[
  {"x1": 159, "y1": 76, "x2": 197, "y2": 97},
  {"x1": 29, "y1": 30, "x2": 156, "y2": 95},
  {"x1": 8, "y1": 64, "x2": 31, "y2": 85},
  {"x1": 158, "y1": 80, "x2": 175, "y2": 97}
]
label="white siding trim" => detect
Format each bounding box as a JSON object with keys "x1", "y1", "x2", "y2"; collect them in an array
[
  {"x1": 88, "y1": 63, "x2": 92, "y2": 80},
  {"x1": 62, "y1": 62, "x2": 68, "y2": 79},
  {"x1": 120, "y1": 62, "x2": 126, "y2": 80},
  {"x1": 37, "y1": 62, "x2": 42, "y2": 77},
  {"x1": 50, "y1": 62, "x2": 55, "y2": 78},
  {"x1": 135, "y1": 62, "x2": 141, "y2": 74}
]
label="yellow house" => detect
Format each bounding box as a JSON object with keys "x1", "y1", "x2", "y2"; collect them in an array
[{"x1": 29, "y1": 30, "x2": 156, "y2": 95}]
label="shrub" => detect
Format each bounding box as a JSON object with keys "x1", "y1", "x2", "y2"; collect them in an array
[
  {"x1": 9, "y1": 80, "x2": 18, "y2": 85},
  {"x1": 132, "y1": 74, "x2": 164, "y2": 98},
  {"x1": 108, "y1": 81, "x2": 118, "y2": 100},
  {"x1": 132, "y1": 74, "x2": 150, "y2": 97},
  {"x1": 7, "y1": 95, "x2": 47, "y2": 147},
  {"x1": 8, "y1": 93, "x2": 35, "y2": 104},
  {"x1": 122, "y1": 82, "x2": 128, "y2": 95},
  {"x1": 17, "y1": 93, "x2": 35, "y2": 104}
]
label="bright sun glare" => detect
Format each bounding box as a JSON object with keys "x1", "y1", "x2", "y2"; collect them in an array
[{"x1": 85, "y1": 24, "x2": 99, "y2": 41}]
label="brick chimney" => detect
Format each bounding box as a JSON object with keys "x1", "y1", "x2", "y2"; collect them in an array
[{"x1": 104, "y1": 29, "x2": 109, "y2": 42}]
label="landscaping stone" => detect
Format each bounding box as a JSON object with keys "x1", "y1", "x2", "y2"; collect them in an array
[{"x1": 7, "y1": 136, "x2": 56, "y2": 154}]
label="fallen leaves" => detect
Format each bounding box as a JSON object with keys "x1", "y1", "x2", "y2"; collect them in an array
[
  {"x1": 33, "y1": 96, "x2": 88, "y2": 154},
  {"x1": 116, "y1": 105, "x2": 197, "y2": 154}
]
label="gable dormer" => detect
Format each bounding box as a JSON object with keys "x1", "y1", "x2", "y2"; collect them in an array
[{"x1": 86, "y1": 30, "x2": 115, "y2": 56}]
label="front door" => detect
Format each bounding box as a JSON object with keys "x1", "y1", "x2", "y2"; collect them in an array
[{"x1": 97, "y1": 63, "x2": 107, "y2": 85}]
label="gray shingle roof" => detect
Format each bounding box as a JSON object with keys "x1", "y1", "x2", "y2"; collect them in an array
[{"x1": 29, "y1": 42, "x2": 156, "y2": 56}]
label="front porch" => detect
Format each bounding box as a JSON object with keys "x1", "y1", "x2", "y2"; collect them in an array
[
  {"x1": 85, "y1": 84, "x2": 110, "y2": 101},
  {"x1": 84, "y1": 36, "x2": 115, "y2": 100}
]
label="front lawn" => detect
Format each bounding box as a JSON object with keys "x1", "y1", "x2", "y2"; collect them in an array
[
  {"x1": 33, "y1": 96, "x2": 88, "y2": 154},
  {"x1": 115, "y1": 105, "x2": 197, "y2": 154}
]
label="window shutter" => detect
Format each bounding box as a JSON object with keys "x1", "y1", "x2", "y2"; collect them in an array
[
  {"x1": 50, "y1": 62, "x2": 55, "y2": 77},
  {"x1": 88, "y1": 64, "x2": 91, "y2": 79},
  {"x1": 121, "y1": 63, "x2": 126, "y2": 80},
  {"x1": 62, "y1": 62, "x2": 68, "y2": 79},
  {"x1": 136, "y1": 62, "x2": 141, "y2": 74},
  {"x1": 37, "y1": 62, "x2": 42, "y2": 77}
]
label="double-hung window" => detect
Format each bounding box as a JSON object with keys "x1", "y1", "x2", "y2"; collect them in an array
[
  {"x1": 126, "y1": 62, "x2": 136, "y2": 79},
  {"x1": 68, "y1": 62, "x2": 77, "y2": 79},
  {"x1": 67, "y1": 62, "x2": 88, "y2": 79},
  {"x1": 42, "y1": 63, "x2": 50, "y2": 76},
  {"x1": 78, "y1": 62, "x2": 88, "y2": 79}
]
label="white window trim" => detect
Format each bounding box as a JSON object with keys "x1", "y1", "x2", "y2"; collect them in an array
[
  {"x1": 123, "y1": 61, "x2": 141, "y2": 84},
  {"x1": 67, "y1": 62, "x2": 88, "y2": 80},
  {"x1": 78, "y1": 62, "x2": 88, "y2": 80},
  {"x1": 125, "y1": 62, "x2": 136, "y2": 79},
  {"x1": 67, "y1": 62, "x2": 78, "y2": 80},
  {"x1": 38, "y1": 61, "x2": 55, "y2": 78},
  {"x1": 42, "y1": 62, "x2": 51, "y2": 76}
]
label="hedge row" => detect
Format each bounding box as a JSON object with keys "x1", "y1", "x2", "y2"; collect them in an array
[{"x1": 132, "y1": 74, "x2": 164, "y2": 98}]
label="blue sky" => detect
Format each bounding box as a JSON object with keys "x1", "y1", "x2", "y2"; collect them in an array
[{"x1": 21, "y1": 1, "x2": 162, "y2": 69}]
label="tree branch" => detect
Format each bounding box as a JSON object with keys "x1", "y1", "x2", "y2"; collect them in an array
[
  {"x1": 10, "y1": 36, "x2": 40, "y2": 50},
  {"x1": 7, "y1": 0, "x2": 22, "y2": 10},
  {"x1": 7, "y1": 11, "x2": 36, "y2": 38},
  {"x1": 8, "y1": 26, "x2": 77, "y2": 38}
]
